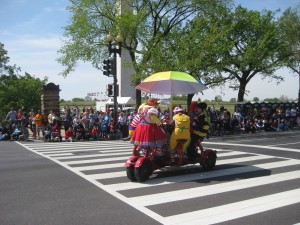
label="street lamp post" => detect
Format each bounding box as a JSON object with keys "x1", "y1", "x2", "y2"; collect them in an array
[{"x1": 106, "y1": 33, "x2": 122, "y2": 129}]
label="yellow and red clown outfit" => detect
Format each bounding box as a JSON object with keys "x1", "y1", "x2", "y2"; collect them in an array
[{"x1": 169, "y1": 107, "x2": 191, "y2": 157}]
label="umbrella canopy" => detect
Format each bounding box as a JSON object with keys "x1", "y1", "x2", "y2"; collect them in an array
[{"x1": 135, "y1": 71, "x2": 207, "y2": 95}]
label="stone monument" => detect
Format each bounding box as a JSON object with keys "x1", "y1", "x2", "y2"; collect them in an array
[{"x1": 41, "y1": 82, "x2": 60, "y2": 116}]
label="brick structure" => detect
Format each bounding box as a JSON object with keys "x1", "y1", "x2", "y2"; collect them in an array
[{"x1": 41, "y1": 83, "x2": 60, "y2": 116}]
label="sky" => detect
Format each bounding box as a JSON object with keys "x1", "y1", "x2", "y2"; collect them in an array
[{"x1": 0, "y1": 0, "x2": 299, "y2": 102}]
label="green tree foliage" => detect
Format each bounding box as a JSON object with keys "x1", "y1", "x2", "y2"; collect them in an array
[
  {"x1": 253, "y1": 97, "x2": 260, "y2": 102},
  {"x1": 215, "y1": 95, "x2": 223, "y2": 102},
  {"x1": 72, "y1": 97, "x2": 85, "y2": 102},
  {"x1": 278, "y1": 6, "x2": 300, "y2": 105},
  {"x1": 174, "y1": 6, "x2": 291, "y2": 102},
  {"x1": 0, "y1": 42, "x2": 47, "y2": 118},
  {"x1": 58, "y1": 1, "x2": 295, "y2": 105},
  {"x1": 57, "y1": 0, "x2": 232, "y2": 107},
  {"x1": 230, "y1": 98, "x2": 237, "y2": 103},
  {"x1": 263, "y1": 98, "x2": 280, "y2": 102},
  {"x1": 0, "y1": 73, "x2": 47, "y2": 118}
]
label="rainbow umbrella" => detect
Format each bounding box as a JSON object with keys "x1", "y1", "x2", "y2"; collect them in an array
[{"x1": 135, "y1": 71, "x2": 207, "y2": 95}]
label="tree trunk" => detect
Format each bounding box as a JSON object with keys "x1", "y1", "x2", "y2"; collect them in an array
[
  {"x1": 237, "y1": 80, "x2": 247, "y2": 102},
  {"x1": 187, "y1": 94, "x2": 194, "y2": 112}
]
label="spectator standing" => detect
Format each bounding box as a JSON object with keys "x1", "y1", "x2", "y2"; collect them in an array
[
  {"x1": 103, "y1": 112, "x2": 111, "y2": 132},
  {"x1": 29, "y1": 110, "x2": 36, "y2": 139},
  {"x1": 100, "y1": 119, "x2": 108, "y2": 139},
  {"x1": 62, "y1": 111, "x2": 72, "y2": 132},
  {"x1": 47, "y1": 110, "x2": 54, "y2": 127},
  {"x1": 35, "y1": 110, "x2": 45, "y2": 140},
  {"x1": 118, "y1": 112, "x2": 127, "y2": 138},
  {"x1": 17, "y1": 108, "x2": 23, "y2": 126},
  {"x1": 72, "y1": 115, "x2": 80, "y2": 127},
  {"x1": 5, "y1": 107, "x2": 17, "y2": 127}
]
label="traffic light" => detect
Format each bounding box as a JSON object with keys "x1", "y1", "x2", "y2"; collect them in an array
[
  {"x1": 107, "y1": 84, "x2": 113, "y2": 97},
  {"x1": 103, "y1": 59, "x2": 110, "y2": 76},
  {"x1": 103, "y1": 58, "x2": 116, "y2": 77},
  {"x1": 109, "y1": 57, "x2": 116, "y2": 77}
]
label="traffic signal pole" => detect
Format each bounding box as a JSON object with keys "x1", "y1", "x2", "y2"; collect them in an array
[{"x1": 103, "y1": 33, "x2": 122, "y2": 129}]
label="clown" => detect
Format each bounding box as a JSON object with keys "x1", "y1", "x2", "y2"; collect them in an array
[
  {"x1": 130, "y1": 98, "x2": 167, "y2": 148},
  {"x1": 169, "y1": 107, "x2": 191, "y2": 163}
]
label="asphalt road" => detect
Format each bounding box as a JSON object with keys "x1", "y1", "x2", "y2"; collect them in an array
[
  {"x1": 1, "y1": 130, "x2": 300, "y2": 225},
  {"x1": 0, "y1": 141, "x2": 160, "y2": 225}
]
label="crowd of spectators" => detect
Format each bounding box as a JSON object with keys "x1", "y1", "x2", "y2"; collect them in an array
[
  {"x1": 207, "y1": 104, "x2": 300, "y2": 136},
  {"x1": 1, "y1": 103, "x2": 299, "y2": 142},
  {"x1": 0, "y1": 105, "x2": 134, "y2": 142}
]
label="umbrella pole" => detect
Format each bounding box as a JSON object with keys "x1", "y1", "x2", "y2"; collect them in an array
[{"x1": 170, "y1": 96, "x2": 172, "y2": 118}]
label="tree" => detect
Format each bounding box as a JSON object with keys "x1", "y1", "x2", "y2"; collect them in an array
[
  {"x1": 215, "y1": 95, "x2": 223, "y2": 102},
  {"x1": 0, "y1": 43, "x2": 9, "y2": 72},
  {"x1": 264, "y1": 97, "x2": 279, "y2": 102},
  {"x1": 180, "y1": 6, "x2": 291, "y2": 102},
  {"x1": 230, "y1": 98, "x2": 237, "y2": 103},
  {"x1": 57, "y1": 0, "x2": 232, "y2": 107},
  {"x1": 0, "y1": 43, "x2": 47, "y2": 118},
  {"x1": 72, "y1": 97, "x2": 85, "y2": 102},
  {"x1": 278, "y1": 6, "x2": 300, "y2": 107},
  {"x1": 253, "y1": 97, "x2": 259, "y2": 102},
  {"x1": 0, "y1": 73, "x2": 47, "y2": 118}
]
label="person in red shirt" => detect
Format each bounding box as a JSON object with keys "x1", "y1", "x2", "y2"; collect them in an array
[
  {"x1": 65, "y1": 127, "x2": 75, "y2": 142},
  {"x1": 17, "y1": 108, "x2": 23, "y2": 126}
]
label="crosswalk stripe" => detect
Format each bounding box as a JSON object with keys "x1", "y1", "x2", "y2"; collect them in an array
[
  {"x1": 52, "y1": 151, "x2": 131, "y2": 160},
  {"x1": 72, "y1": 163, "x2": 123, "y2": 171},
  {"x1": 36, "y1": 148, "x2": 129, "y2": 155},
  {"x1": 165, "y1": 188, "x2": 300, "y2": 225},
  {"x1": 64, "y1": 155, "x2": 129, "y2": 165},
  {"x1": 130, "y1": 170, "x2": 300, "y2": 206},
  {"x1": 26, "y1": 143, "x2": 131, "y2": 151},
  {"x1": 205, "y1": 142, "x2": 300, "y2": 153},
  {"x1": 216, "y1": 154, "x2": 275, "y2": 164},
  {"x1": 86, "y1": 171, "x2": 125, "y2": 179},
  {"x1": 107, "y1": 159, "x2": 300, "y2": 191}
]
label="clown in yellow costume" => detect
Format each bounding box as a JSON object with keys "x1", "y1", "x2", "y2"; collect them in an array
[{"x1": 169, "y1": 107, "x2": 191, "y2": 162}]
